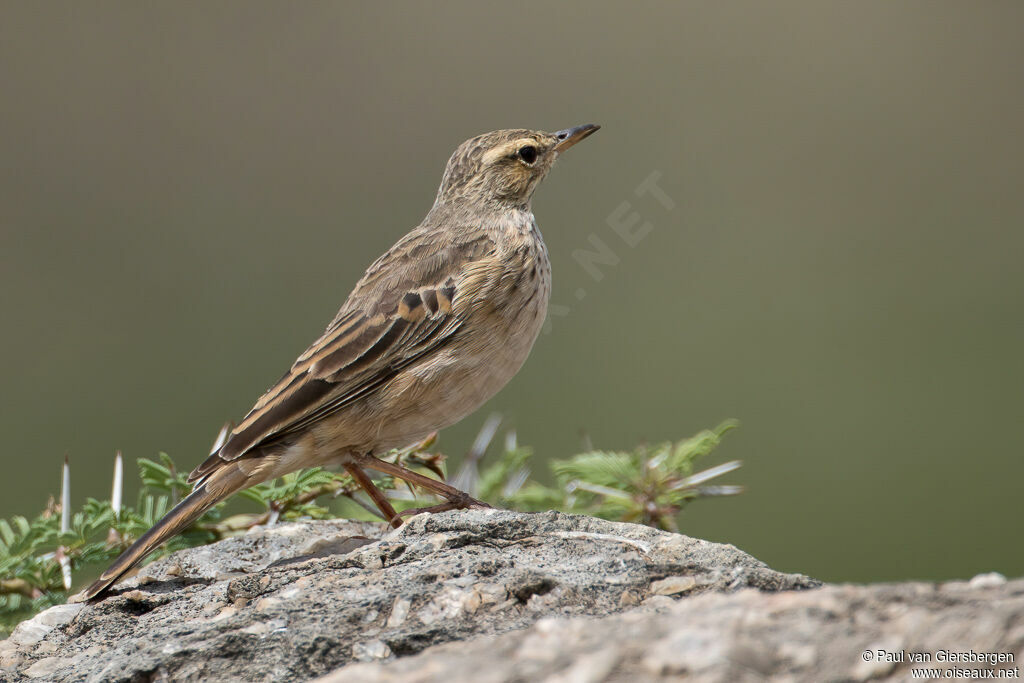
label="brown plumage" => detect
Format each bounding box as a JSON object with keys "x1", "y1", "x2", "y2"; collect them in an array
[{"x1": 82, "y1": 124, "x2": 599, "y2": 601}]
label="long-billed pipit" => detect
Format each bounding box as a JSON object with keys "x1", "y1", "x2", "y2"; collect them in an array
[{"x1": 83, "y1": 124, "x2": 599, "y2": 600}]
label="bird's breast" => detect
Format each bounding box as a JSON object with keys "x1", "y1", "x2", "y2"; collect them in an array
[
  {"x1": 313, "y1": 215, "x2": 552, "y2": 457},
  {"x1": 484, "y1": 216, "x2": 551, "y2": 348},
  {"x1": 357, "y1": 220, "x2": 550, "y2": 451}
]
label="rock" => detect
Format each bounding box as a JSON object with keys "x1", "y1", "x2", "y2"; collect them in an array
[
  {"x1": 0, "y1": 510, "x2": 815, "y2": 681},
  {"x1": 22, "y1": 656, "x2": 73, "y2": 679},
  {"x1": 17, "y1": 510, "x2": 1018, "y2": 681},
  {"x1": 648, "y1": 575, "x2": 697, "y2": 595},
  {"x1": 132, "y1": 518, "x2": 382, "y2": 585},
  {"x1": 968, "y1": 571, "x2": 1007, "y2": 589},
  {"x1": 317, "y1": 580, "x2": 1024, "y2": 683},
  {"x1": 4, "y1": 510, "x2": 1021, "y2": 681}
]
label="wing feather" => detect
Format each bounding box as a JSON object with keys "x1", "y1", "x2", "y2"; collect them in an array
[{"x1": 187, "y1": 228, "x2": 494, "y2": 484}]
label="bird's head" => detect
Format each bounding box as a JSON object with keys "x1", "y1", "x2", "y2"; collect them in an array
[{"x1": 433, "y1": 124, "x2": 599, "y2": 212}]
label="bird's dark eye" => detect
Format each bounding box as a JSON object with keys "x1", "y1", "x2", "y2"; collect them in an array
[{"x1": 517, "y1": 145, "x2": 538, "y2": 164}]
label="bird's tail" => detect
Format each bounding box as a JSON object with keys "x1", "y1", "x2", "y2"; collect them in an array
[{"x1": 81, "y1": 464, "x2": 248, "y2": 601}]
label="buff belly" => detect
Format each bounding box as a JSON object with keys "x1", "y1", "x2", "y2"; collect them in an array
[{"x1": 361, "y1": 302, "x2": 547, "y2": 452}]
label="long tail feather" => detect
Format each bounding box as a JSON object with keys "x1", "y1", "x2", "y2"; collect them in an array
[{"x1": 82, "y1": 467, "x2": 246, "y2": 601}]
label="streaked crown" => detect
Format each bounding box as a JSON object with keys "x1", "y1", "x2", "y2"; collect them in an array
[{"x1": 433, "y1": 124, "x2": 599, "y2": 210}]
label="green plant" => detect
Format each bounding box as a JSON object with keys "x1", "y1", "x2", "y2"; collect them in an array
[
  {"x1": 0, "y1": 418, "x2": 741, "y2": 635},
  {"x1": 507, "y1": 420, "x2": 742, "y2": 530}
]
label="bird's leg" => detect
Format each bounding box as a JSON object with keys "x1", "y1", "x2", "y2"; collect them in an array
[
  {"x1": 354, "y1": 453, "x2": 491, "y2": 516},
  {"x1": 344, "y1": 463, "x2": 402, "y2": 529}
]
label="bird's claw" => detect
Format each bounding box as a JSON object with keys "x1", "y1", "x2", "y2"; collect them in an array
[{"x1": 396, "y1": 494, "x2": 491, "y2": 519}]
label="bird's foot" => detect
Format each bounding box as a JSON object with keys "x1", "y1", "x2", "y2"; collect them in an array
[{"x1": 397, "y1": 494, "x2": 491, "y2": 519}]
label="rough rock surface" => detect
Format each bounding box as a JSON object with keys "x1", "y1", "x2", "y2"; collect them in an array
[
  {"x1": 0, "y1": 510, "x2": 816, "y2": 681},
  {"x1": 319, "y1": 575, "x2": 1024, "y2": 683},
  {"x1": 2, "y1": 511, "x2": 1018, "y2": 682}
]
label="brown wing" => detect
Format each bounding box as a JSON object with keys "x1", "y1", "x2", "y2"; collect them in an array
[{"x1": 187, "y1": 227, "x2": 495, "y2": 485}]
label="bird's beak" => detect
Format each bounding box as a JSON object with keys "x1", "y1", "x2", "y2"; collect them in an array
[{"x1": 553, "y1": 123, "x2": 600, "y2": 153}]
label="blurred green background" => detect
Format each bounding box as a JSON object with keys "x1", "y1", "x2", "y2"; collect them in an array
[{"x1": 1, "y1": 3, "x2": 1022, "y2": 584}]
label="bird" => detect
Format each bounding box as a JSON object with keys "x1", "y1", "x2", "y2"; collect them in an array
[{"x1": 81, "y1": 124, "x2": 600, "y2": 600}]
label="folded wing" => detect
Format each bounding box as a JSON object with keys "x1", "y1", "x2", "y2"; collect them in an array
[{"x1": 188, "y1": 229, "x2": 494, "y2": 485}]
